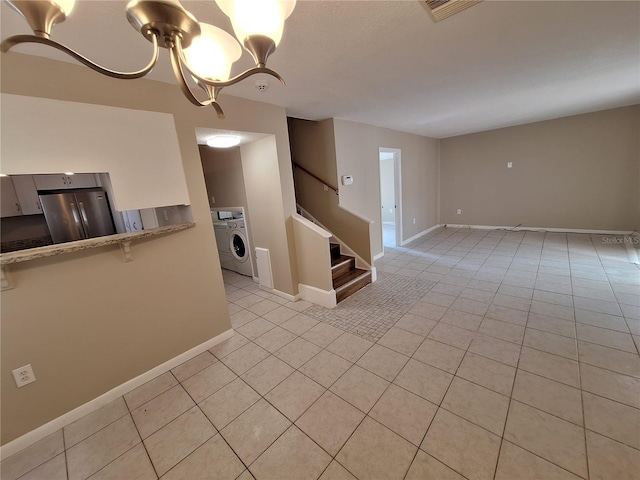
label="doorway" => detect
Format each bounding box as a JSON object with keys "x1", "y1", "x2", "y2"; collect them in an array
[{"x1": 379, "y1": 147, "x2": 401, "y2": 249}]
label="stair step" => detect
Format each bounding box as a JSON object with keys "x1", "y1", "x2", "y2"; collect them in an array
[
  {"x1": 330, "y1": 243, "x2": 341, "y2": 260},
  {"x1": 331, "y1": 255, "x2": 355, "y2": 280},
  {"x1": 334, "y1": 269, "x2": 372, "y2": 303}
]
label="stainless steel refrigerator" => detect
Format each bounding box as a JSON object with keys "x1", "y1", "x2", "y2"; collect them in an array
[{"x1": 39, "y1": 189, "x2": 116, "y2": 244}]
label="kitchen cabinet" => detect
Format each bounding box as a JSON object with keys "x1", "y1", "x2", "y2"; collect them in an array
[
  {"x1": 1, "y1": 177, "x2": 22, "y2": 217},
  {"x1": 122, "y1": 210, "x2": 143, "y2": 232},
  {"x1": 11, "y1": 175, "x2": 43, "y2": 215},
  {"x1": 33, "y1": 174, "x2": 98, "y2": 190}
]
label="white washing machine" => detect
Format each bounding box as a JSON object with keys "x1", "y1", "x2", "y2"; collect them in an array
[
  {"x1": 227, "y1": 219, "x2": 253, "y2": 277},
  {"x1": 213, "y1": 221, "x2": 234, "y2": 271}
]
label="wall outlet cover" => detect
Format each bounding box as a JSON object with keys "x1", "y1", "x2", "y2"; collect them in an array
[
  {"x1": 457, "y1": 209, "x2": 462, "y2": 215},
  {"x1": 12, "y1": 364, "x2": 36, "y2": 387}
]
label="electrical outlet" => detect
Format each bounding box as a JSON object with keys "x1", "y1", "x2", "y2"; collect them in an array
[
  {"x1": 457, "y1": 209, "x2": 462, "y2": 215},
  {"x1": 12, "y1": 364, "x2": 36, "y2": 387},
  {"x1": 210, "y1": 196, "x2": 215, "y2": 204},
  {"x1": 413, "y1": 218, "x2": 416, "y2": 224},
  {"x1": 507, "y1": 162, "x2": 513, "y2": 168}
]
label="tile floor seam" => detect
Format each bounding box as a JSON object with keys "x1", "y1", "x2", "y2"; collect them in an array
[
  {"x1": 126, "y1": 408, "x2": 162, "y2": 480},
  {"x1": 490, "y1": 232, "x2": 532, "y2": 480}
]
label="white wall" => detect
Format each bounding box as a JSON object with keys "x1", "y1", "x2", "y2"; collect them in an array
[
  {"x1": 1, "y1": 94, "x2": 190, "y2": 211},
  {"x1": 379, "y1": 157, "x2": 395, "y2": 223}
]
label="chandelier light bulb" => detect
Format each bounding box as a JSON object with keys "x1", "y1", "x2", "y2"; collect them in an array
[
  {"x1": 54, "y1": 0, "x2": 76, "y2": 15},
  {"x1": 217, "y1": 0, "x2": 296, "y2": 46},
  {"x1": 183, "y1": 23, "x2": 241, "y2": 82}
]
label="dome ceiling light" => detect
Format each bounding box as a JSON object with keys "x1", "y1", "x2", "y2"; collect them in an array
[
  {"x1": 207, "y1": 135, "x2": 241, "y2": 148},
  {"x1": 0, "y1": 0, "x2": 296, "y2": 119}
]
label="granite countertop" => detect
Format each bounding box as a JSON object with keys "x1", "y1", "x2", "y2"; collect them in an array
[{"x1": 0, "y1": 223, "x2": 195, "y2": 265}]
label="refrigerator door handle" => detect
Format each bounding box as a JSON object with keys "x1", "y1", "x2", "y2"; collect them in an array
[
  {"x1": 78, "y1": 201, "x2": 90, "y2": 232},
  {"x1": 70, "y1": 203, "x2": 85, "y2": 238}
]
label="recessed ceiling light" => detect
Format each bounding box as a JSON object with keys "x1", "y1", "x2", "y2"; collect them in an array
[
  {"x1": 207, "y1": 135, "x2": 241, "y2": 148},
  {"x1": 64, "y1": 172, "x2": 75, "y2": 175}
]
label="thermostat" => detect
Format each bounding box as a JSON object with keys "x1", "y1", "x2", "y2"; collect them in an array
[{"x1": 341, "y1": 175, "x2": 354, "y2": 186}]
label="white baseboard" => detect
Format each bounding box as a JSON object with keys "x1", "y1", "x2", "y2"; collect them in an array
[
  {"x1": 373, "y1": 252, "x2": 385, "y2": 261},
  {"x1": 260, "y1": 285, "x2": 299, "y2": 302},
  {"x1": 371, "y1": 266, "x2": 377, "y2": 283},
  {"x1": 298, "y1": 283, "x2": 336, "y2": 308},
  {"x1": 0, "y1": 329, "x2": 234, "y2": 460},
  {"x1": 443, "y1": 224, "x2": 634, "y2": 235},
  {"x1": 401, "y1": 224, "x2": 442, "y2": 246}
]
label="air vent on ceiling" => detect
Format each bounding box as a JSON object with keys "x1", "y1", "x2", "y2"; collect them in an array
[{"x1": 425, "y1": 0, "x2": 482, "y2": 21}]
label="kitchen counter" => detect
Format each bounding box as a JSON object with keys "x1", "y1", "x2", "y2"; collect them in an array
[{"x1": 0, "y1": 222, "x2": 195, "y2": 266}]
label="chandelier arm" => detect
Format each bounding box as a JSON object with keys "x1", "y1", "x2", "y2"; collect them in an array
[
  {"x1": 0, "y1": 33, "x2": 160, "y2": 80},
  {"x1": 196, "y1": 83, "x2": 226, "y2": 119},
  {"x1": 174, "y1": 37, "x2": 286, "y2": 89},
  {"x1": 168, "y1": 40, "x2": 216, "y2": 109},
  {"x1": 210, "y1": 101, "x2": 225, "y2": 119}
]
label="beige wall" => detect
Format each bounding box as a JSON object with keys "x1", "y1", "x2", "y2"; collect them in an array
[
  {"x1": 200, "y1": 146, "x2": 248, "y2": 210},
  {"x1": 199, "y1": 145, "x2": 259, "y2": 277},
  {"x1": 1, "y1": 53, "x2": 296, "y2": 444},
  {"x1": 332, "y1": 119, "x2": 440, "y2": 256},
  {"x1": 287, "y1": 118, "x2": 372, "y2": 263},
  {"x1": 240, "y1": 136, "x2": 299, "y2": 292},
  {"x1": 440, "y1": 106, "x2": 640, "y2": 231},
  {"x1": 288, "y1": 118, "x2": 338, "y2": 188},
  {"x1": 292, "y1": 216, "x2": 332, "y2": 291}
]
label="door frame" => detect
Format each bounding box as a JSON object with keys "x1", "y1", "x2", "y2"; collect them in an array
[{"x1": 378, "y1": 147, "x2": 402, "y2": 250}]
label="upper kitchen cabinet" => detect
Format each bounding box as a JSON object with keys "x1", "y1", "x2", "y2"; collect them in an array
[
  {"x1": 11, "y1": 175, "x2": 43, "y2": 215},
  {"x1": 1, "y1": 177, "x2": 22, "y2": 217},
  {"x1": 33, "y1": 174, "x2": 98, "y2": 190}
]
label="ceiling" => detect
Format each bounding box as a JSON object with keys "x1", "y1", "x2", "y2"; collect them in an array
[{"x1": 1, "y1": 1, "x2": 639, "y2": 138}]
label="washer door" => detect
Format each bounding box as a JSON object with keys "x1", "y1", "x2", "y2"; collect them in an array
[{"x1": 229, "y1": 230, "x2": 248, "y2": 262}]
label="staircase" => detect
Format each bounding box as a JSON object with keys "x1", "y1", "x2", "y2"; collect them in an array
[{"x1": 331, "y1": 243, "x2": 372, "y2": 303}]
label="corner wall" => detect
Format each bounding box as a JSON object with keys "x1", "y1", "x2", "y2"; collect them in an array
[
  {"x1": 332, "y1": 119, "x2": 440, "y2": 256},
  {"x1": 0, "y1": 53, "x2": 296, "y2": 444},
  {"x1": 440, "y1": 106, "x2": 640, "y2": 231}
]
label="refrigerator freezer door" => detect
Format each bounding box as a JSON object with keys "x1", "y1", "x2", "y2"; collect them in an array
[
  {"x1": 75, "y1": 191, "x2": 116, "y2": 239},
  {"x1": 39, "y1": 193, "x2": 86, "y2": 243}
]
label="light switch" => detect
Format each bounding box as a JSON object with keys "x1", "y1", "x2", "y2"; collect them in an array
[
  {"x1": 341, "y1": 175, "x2": 354, "y2": 186},
  {"x1": 507, "y1": 162, "x2": 513, "y2": 168}
]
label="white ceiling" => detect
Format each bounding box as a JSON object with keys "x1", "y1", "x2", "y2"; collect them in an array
[{"x1": 2, "y1": 1, "x2": 639, "y2": 138}]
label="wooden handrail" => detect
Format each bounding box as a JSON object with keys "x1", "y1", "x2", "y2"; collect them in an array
[{"x1": 292, "y1": 162, "x2": 339, "y2": 194}]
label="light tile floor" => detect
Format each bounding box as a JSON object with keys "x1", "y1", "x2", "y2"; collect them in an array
[{"x1": 3, "y1": 228, "x2": 640, "y2": 480}]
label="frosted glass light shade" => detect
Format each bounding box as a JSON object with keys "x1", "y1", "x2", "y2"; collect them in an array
[
  {"x1": 54, "y1": 0, "x2": 76, "y2": 15},
  {"x1": 216, "y1": 0, "x2": 296, "y2": 46},
  {"x1": 207, "y1": 135, "x2": 241, "y2": 148},
  {"x1": 183, "y1": 23, "x2": 241, "y2": 81}
]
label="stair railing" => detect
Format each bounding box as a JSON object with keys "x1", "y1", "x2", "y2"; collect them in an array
[{"x1": 292, "y1": 162, "x2": 339, "y2": 195}]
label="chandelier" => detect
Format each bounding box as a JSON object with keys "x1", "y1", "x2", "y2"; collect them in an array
[{"x1": 0, "y1": 0, "x2": 296, "y2": 118}]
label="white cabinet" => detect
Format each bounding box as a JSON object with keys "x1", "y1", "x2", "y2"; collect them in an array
[
  {"x1": 122, "y1": 210, "x2": 143, "y2": 232},
  {"x1": 11, "y1": 175, "x2": 43, "y2": 215},
  {"x1": 33, "y1": 174, "x2": 98, "y2": 190},
  {"x1": 1, "y1": 177, "x2": 22, "y2": 217}
]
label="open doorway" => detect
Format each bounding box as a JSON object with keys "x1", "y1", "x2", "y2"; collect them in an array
[{"x1": 379, "y1": 147, "x2": 402, "y2": 249}]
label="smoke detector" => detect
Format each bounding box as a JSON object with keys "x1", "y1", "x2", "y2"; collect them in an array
[{"x1": 255, "y1": 81, "x2": 269, "y2": 92}]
